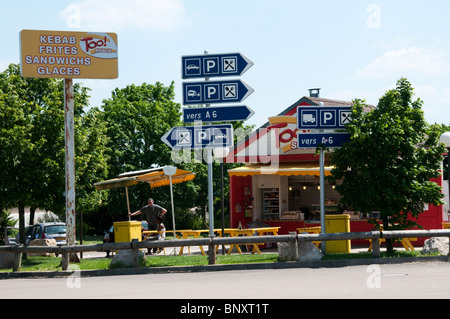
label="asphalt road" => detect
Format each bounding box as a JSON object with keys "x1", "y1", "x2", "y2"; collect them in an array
[{"x1": 2, "y1": 261, "x2": 450, "y2": 299}]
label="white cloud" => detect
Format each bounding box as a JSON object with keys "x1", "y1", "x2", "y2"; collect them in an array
[
  {"x1": 354, "y1": 46, "x2": 450, "y2": 79},
  {"x1": 60, "y1": 0, "x2": 188, "y2": 32}
]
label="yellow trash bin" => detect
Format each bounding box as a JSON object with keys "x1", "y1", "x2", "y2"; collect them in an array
[
  {"x1": 325, "y1": 214, "x2": 351, "y2": 253},
  {"x1": 113, "y1": 221, "x2": 142, "y2": 243}
]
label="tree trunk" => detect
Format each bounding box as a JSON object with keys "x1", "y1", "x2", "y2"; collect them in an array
[
  {"x1": 18, "y1": 201, "x2": 26, "y2": 245},
  {"x1": 29, "y1": 207, "x2": 36, "y2": 225}
]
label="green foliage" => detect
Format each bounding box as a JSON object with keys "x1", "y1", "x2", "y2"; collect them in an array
[
  {"x1": 0, "y1": 64, "x2": 109, "y2": 239},
  {"x1": 329, "y1": 78, "x2": 445, "y2": 241},
  {"x1": 98, "y1": 82, "x2": 183, "y2": 224},
  {"x1": 0, "y1": 64, "x2": 248, "y2": 233},
  {"x1": 0, "y1": 210, "x2": 17, "y2": 243},
  {"x1": 98, "y1": 82, "x2": 249, "y2": 231}
]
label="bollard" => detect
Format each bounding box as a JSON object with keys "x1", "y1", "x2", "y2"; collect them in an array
[
  {"x1": 208, "y1": 237, "x2": 216, "y2": 265},
  {"x1": 61, "y1": 253, "x2": 69, "y2": 270},
  {"x1": 372, "y1": 238, "x2": 381, "y2": 258},
  {"x1": 13, "y1": 251, "x2": 22, "y2": 272},
  {"x1": 288, "y1": 232, "x2": 299, "y2": 261}
]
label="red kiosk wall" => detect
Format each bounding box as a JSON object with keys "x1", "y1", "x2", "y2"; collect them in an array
[
  {"x1": 349, "y1": 175, "x2": 444, "y2": 246},
  {"x1": 230, "y1": 175, "x2": 253, "y2": 228}
]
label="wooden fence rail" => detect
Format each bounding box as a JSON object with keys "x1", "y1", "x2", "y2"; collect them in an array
[{"x1": 1, "y1": 229, "x2": 450, "y2": 271}]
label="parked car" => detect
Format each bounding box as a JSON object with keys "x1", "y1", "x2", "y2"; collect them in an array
[{"x1": 23, "y1": 222, "x2": 67, "y2": 246}]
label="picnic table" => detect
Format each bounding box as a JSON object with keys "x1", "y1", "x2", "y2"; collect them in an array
[
  {"x1": 177, "y1": 229, "x2": 210, "y2": 256},
  {"x1": 215, "y1": 227, "x2": 280, "y2": 255},
  {"x1": 144, "y1": 227, "x2": 281, "y2": 256}
]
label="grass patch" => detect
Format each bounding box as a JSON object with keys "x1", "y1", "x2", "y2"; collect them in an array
[
  {"x1": 144, "y1": 253, "x2": 279, "y2": 267},
  {"x1": 0, "y1": 253, "x2": 279, "y2": 272}
]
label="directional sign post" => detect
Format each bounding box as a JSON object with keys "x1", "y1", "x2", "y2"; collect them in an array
[
  {"x1": 161, "y1": 124, "x2": 234, "y2": 150},
  {"x1": 183, "y1": 105, "x2": 254, "y2": 123},
  {"x1": 182, "y1": 52, "x2": 253, "y2": 79},
  {"x1": 296, "y1": 105, "x2": 352, "y2": 250},
  {"x1": 177, "y1": 51, "x2": 254, "y2": 247},
  {"x1": 183, "y1": 80, "x2": 254, "y2": 105},
  {"x1": 297, "y1": 106, "x2": 352, "y2": 130}
]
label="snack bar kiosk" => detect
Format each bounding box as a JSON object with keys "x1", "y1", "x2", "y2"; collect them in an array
[{"x1": 225, "y1": 92, "x2": 444, "y2": 246}]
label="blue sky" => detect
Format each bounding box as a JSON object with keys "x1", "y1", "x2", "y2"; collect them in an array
[{"x1": 1, "y1": 0, "x2": 449, "y2": 128}]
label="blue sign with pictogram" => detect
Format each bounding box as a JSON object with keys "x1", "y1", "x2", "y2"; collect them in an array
[
  {"x1": 161, "y1": 124, "x2": 234, "y2": 149},
  {"x1": 297, "y1": 106, "x2": 352, "y2": 130},
  {"x1": 182, "y1": 52, "x2": 253, "y2": 79},
  {"x1": 182, "y1": 80, "x2": 254, "y2": 105}
]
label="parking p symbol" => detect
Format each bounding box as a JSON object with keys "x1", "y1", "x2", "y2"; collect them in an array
[
  {"x1": 323, "y1": 112, "x2": 333, "y2": 123},
  {"x1": 320, "y1": 110, "x2": 336, "y2": 127},
  {"x1": 207, "y1": 86, "x2": 216, "y2": 99},
  {"x1": 206, "y1": 60, "x2": 216, "y2": 73},
  {"x1": 205, "y1": 84, "x2": 220, "y2": 101},
  {"x1": 204, "y1": 57, "x2": 219, "y2": 75}
]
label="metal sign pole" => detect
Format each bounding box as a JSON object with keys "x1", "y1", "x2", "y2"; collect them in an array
[
  {"x1": 203, "y1": 50, "x2": 215, "y2": 239},
  {"x1": 319, "y1": 148, "x2": 326, "y2": 253},
  {"x1": 64, "y1": 78, "x2": 79, "y2": 262},
  {"x1": 207, "y1": 149, "x2": 214, "y2": 237},
  {"x1": 169, "y1": 174, "x2": 177, "y2": 255}
]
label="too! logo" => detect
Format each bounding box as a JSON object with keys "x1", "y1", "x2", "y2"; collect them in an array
[
  {"x1": 80, "y1": 33, "x2": 118, "y2": 59},
  {"x1": 81, "y1": 36, "x2": 108, "y2": 51}
]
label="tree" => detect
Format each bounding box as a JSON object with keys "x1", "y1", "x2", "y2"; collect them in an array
[
  {"x1": 99, "y1": 82, "x2": 183, "y2": 223},
  {"x1": 0, "y1": 64, "x2": 109, "y2": 241},
  {"x1": 329, "y1": 78, "x2": 445, "y2": 253},
  {"x1": 0, "y1": 64, "x2": 59, "y2": 242},
  {"x1": 99, "y1": 83, "x2": 250, "y2": 230}
]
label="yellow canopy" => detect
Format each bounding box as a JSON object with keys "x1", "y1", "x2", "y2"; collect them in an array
[
  {"x1": 94, "y1": 166, "x2": 195, "y2": 224},
  {"x1": 94, "y1": 167, "x2": 196, "y2": 190},
  {"x1": 228, "y1": 162, "x2": 333, "y2": 177}
]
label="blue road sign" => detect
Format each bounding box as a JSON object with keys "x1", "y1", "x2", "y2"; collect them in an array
[
  {"x1": 161, "y1": 124, "x2": 234, "y2": 149},
  {"x1": 297, "y1": 133, "x2": 351, "y2": 148},
  {"x1": 297, "y1": 106, "x2": 352, "y2": 130},
  {"x1": 183, "y1": 105, "x2": 254, "y2": 123},
  {"x1": 182, "y1": 52, "x2": 253, "y2": 79},
  {"x1": 182, "y1": 80, "x2": 254, "y2": 105}
]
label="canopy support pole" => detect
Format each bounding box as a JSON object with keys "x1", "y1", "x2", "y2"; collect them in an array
[{"x1": 126, "y1": 186, "x2": 131, "y2": 221}]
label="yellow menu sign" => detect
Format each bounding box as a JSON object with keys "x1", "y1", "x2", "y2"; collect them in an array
[{"x1": 20, "y1": 30, "x2": 118, "y2": 79}]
